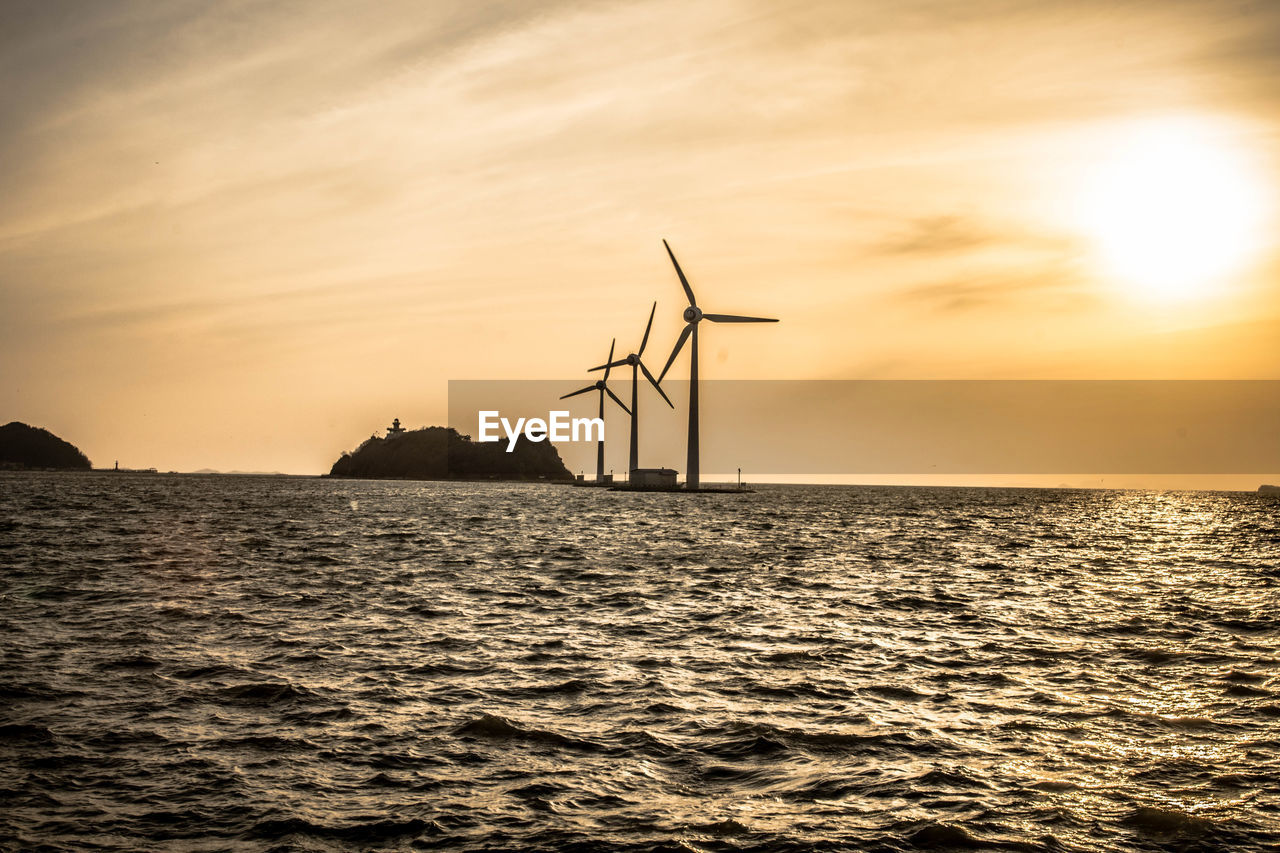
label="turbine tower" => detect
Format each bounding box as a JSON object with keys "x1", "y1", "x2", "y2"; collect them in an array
[
  {"x1": 561, "y1": 339, "x2": 630, "y2": 483},
  {"x1": 656, "y1": 240, "x2": 777, "y2": 490},
  {"x1": 589, "y1": 302, "x2": 674, "y2": 476}
]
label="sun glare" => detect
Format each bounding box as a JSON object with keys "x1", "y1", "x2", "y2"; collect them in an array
[{"x1": 1075, "y1": 119, "x2": 1270, "y2": 302}]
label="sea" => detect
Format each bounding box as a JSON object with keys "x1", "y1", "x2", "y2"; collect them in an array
[{"x1": 2, "y1": 471, "x2": 1278, "y2": 852}]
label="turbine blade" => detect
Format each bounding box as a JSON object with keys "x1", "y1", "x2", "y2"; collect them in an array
[
  {"x1": 638, "y1": 301, "x2": 656, "y2": 356},
  {"x1": 640, "y1": 361, "x2": 674, "y2": 408},
  {"x1": 703, "y1": 313, "x2": 778, "y2": 323},
  {"x1": 603, "y1": 337, "x2": 616, "y2": 381},
  {"x1": 588, "y1": 359, "x2": 629, "y2": 372},
  {"x1": 663, "y1": 239, "x2": 696, "y2": 307},
  {"x1": 604, "y1": 386, "x2": 631, "y2": 416},
  {"x1": 657, "y1": 323, "x2": 692, "y2": 384},
  {"x1": 560, "y1": 385, "x2": 596, "y2": 400}
]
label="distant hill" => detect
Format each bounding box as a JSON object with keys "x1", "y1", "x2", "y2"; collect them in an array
[
  {"x1": 1260, "y1": 484, "x2": 1280, "y2": 495},
  {"x1": 0, "y1": 422, "x2": 91, "y2": 470},
  {"x1": 328, "y1": 426, "x2": 572, "y2": 481}
]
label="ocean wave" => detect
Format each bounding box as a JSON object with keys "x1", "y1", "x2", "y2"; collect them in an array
[
  {"x1": 211, "y1": 682, "x2": 316, "y2": 706},
  {"x1": 455, "y1": 713, "x2": 603, "y2": 752},
  {"x1": 249, "y1": 816, "x2": 442, "y2": 842}
]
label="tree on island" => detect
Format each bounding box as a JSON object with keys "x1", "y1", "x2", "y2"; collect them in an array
[
  {"x1": 328, "y1": 425, "x2": 572, "y2": 481},
  {"x1": 0, "y1": 422, "x2": 91, "y2": 470}
]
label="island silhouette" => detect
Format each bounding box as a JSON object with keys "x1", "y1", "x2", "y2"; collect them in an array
[
  {"x1": 0, "y1": 422, "x2": 90, "y2": 470},
  {"x1": 327, "y1": 425, "x2": 572, "y2": 481}
]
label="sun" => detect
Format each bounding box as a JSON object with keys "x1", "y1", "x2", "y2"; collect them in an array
[{"x1": 1074, "y1": 118, "x2": 1269, "y2": 302}]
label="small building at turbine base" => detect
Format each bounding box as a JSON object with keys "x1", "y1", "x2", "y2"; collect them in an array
[{"x1": 630, "y1": 468, "x2": 678, "y2": 488}]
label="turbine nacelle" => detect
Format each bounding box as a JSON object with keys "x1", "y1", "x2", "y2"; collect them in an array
[
  {"x1": 560, "y1": 337, "x2": 631, "y2": 416},
  {"x1": 583, "y1": 302, "x2": 673, "y2": 409},
  {"x1": 658, "y1": 240, "x2": 779, "y2": 383},
  {"x1": 589, "y1": 351, "x2": 640, "y2": 368}
]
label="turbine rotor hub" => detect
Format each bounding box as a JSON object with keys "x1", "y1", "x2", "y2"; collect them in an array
[{"x1": 683, "y1": 306, "x2": 702, "y2": 323}]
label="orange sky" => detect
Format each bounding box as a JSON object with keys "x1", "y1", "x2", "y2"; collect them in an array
[{"x1": 2, "y1": 1, "x2": 1278, "y2": 479}]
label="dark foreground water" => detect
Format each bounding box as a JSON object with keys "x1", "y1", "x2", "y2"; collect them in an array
[{"x1": 2, "y1": 472, "x2": 1278, "y2": 852}]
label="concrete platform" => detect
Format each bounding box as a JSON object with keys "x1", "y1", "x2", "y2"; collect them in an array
[{"x1": 608, "y1": 484, "x2": 753, "y2": 493}]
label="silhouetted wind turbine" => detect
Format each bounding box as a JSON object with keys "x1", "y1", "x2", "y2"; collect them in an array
[
  {"x1": 656, "y1": 240, "x2": 777, "y2": 490},
  {"x1": 561, "y1": 338, "x2": 630, "y2": 483},
  {"x1": 589, "y1": 302, "x2": 674, "y2": 476}
]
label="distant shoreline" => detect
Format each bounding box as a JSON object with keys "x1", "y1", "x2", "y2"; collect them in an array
[{"x1": 3, "y1": 468, "x2": 1277, "y2": 494}]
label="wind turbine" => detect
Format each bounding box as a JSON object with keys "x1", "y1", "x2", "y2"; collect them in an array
[
  {"x1": 656, "y1": 240, "x2": 777, "y2": 490},
  {"x1": 561, "y1": 338, "x2": 630, "y2": 483},
  {"x1": 589, "y1": 302, "x2": 674, "y2": 476}
]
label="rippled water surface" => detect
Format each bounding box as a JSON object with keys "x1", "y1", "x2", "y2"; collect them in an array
[{"x1": 2, "y1": 472, "x2": 1279, "y2": 851}]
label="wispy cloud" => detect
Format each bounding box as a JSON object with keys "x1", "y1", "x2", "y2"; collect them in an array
[
  {"x1": 876, "y1": 216, "x2": 1003, "y2": 256},
  {"x1": 898, "y1": 265, "x2": 1092, "y2": 314}
]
